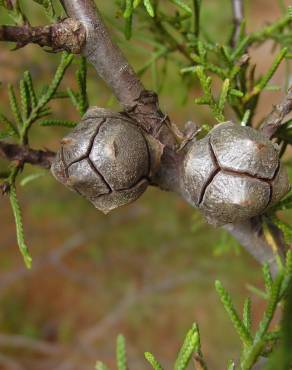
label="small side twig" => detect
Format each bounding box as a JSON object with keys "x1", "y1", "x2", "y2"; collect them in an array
[
  {"x1": 0, "y1": 141, "x2": 55, "y2": 169},
  {"x1": 230, "y1": 0, "x2": 244, "y2": 48},
  {"x1": 260, "y1": 85, "x2": 292, "y2": 138},
  {"x1": 0, "y1": 18, "x2": 86, "y2": 53}
]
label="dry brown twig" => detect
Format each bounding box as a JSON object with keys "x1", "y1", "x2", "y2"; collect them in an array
[
  {"x1": 0, "y1": 18, "x2": 85, "y2": 53},
  {"x1": 0, "y1": 141, "x2": 55, "y2": 169}
]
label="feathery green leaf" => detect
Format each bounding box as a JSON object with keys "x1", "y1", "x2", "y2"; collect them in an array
[
  {"x1": 144, "y1": 0, "x2": 155, "y2": 17},
  {"x1": 40, "y1": 119, "x2": 77, "y2": 127},
  {"x1": 8, "y1": 84, "x2": 22, "y2": 126},
  {"x1": 215, "y1": 280, "x2": 253, "y2": 346},
  {"x1": 20, "y1": 172, "x2": 46, "y2": 186},
  {"x1": 23, "y1": 71, "x2": 37, "y2": 108},
  {"x1": 144, "y1": 352, "x2": 164, "y2": 370},
  {"x1": 242, "y1": 298, "x2": 252, "y2": 334},
  {"x1": 169, "y1": 0, "x2": 192, "y2": 15},
  {"x1": 116, "y1": 334, "x2": 128, "y2": 370},
  {"x1": 19, "y1": 79, "x2": 30, "y2": 120},
  {"x1": 174, "y1": 323, "x2": 199, "y2": 370},
  {"x1": 95, "y1": 362, "x2": 110, "y2": 370},
  {"x1": 262, "y1": 263, "x2": 273, "y2": 295},
  {"x1": 9, "y1": 183, "x2": 32, "y2": 269}
]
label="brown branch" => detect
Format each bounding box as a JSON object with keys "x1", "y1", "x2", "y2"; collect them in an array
[
  {"x1": 61, "y1": 0, "x2": 175, "y2": 144},
  {"x1": 60, "y1": 0, "x2": 144, "y2": 108},
  {"x1": 0, "y1": 18, "x2": 86, "y2": 53},
  {"x1": 230, "y1": 0, "x2": 244, "y2": 48},
  {"x1": 0, "y1": 141, "x2": 55, "y2": 169},
  {"x1": 260, "y1": 85, "x2": 292, "y2": 138}
]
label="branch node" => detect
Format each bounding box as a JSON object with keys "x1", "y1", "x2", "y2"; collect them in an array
[{"x1": 0, "y1": 18, "x2": 86, "y2": 54}]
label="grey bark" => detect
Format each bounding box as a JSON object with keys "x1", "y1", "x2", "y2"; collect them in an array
[
  {"x1": 224, "y1": 220, "x2": 279, "y2": 276},
  {"x1": 60, "y1": 0, "x2": 144, "y2": 107}
]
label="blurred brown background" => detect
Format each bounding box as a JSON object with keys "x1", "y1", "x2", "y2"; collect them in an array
[{"x1": 0, "y1": 1, "x2": 291, "y2": 369}]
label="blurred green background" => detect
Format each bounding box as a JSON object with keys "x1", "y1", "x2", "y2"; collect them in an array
[{"x1": 0, "y1": 1, "x2": 291, "y2": 369}]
